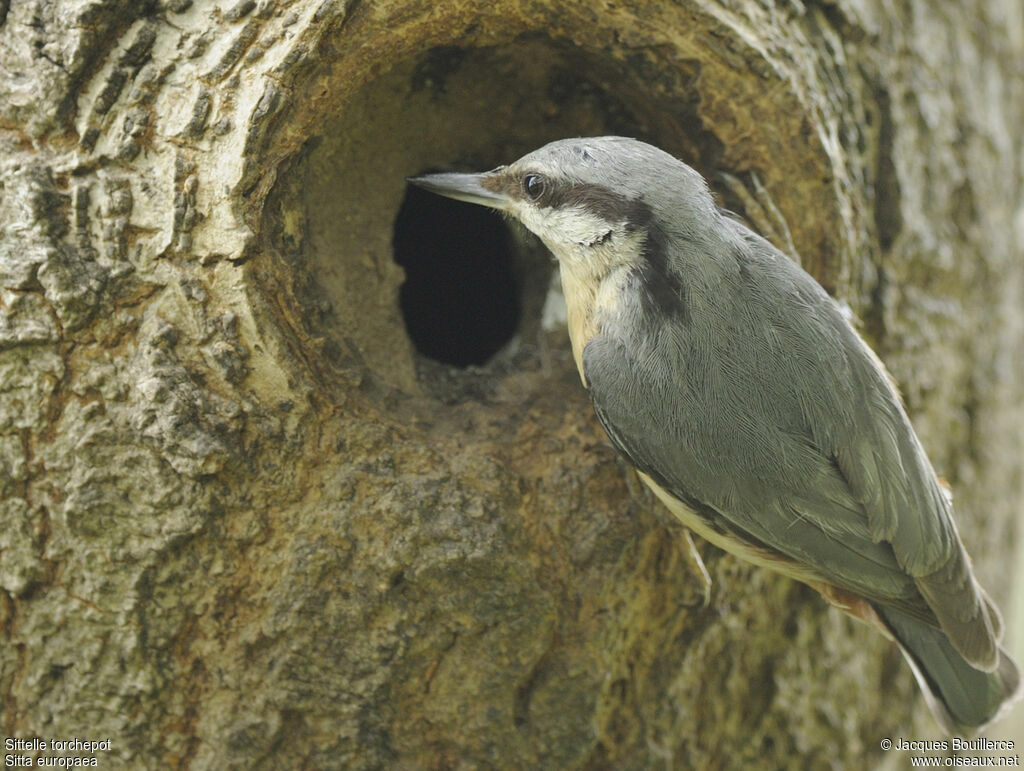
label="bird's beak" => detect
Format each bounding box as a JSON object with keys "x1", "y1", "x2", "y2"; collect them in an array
[{"x1": 406, "y1": 172, "x2": 510, "y2": 210}]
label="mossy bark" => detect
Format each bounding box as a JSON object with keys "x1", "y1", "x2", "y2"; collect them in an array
[{"x1": 1, "y1": 1, "x2": 1022, "y2": 768}]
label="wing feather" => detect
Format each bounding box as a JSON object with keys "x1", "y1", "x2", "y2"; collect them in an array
[{"x1": 582, "y1": 228, "x2": 997, "y2": 667}]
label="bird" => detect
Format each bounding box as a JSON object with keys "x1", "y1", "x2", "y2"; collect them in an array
[{"x1": 407, "y1": 136, "x2": 1021, "y2": 735}]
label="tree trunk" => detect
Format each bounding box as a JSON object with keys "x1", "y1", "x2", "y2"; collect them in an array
[{"x1": 2, "y1": 1, "x2": 1022, "y2": 768}]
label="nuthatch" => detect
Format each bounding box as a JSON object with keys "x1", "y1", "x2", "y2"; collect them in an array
[{"x1": 409, "y1": 136, "x2": 1020, "y2": 734}]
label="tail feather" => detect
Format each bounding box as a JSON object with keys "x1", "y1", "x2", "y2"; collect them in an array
[{"x1": 877, "y1": 605, "x2": 1021, "y2": 735}]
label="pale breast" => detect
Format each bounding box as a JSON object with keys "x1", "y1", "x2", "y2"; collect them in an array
[{"x1": 559, "y1": 262, "x2": 632, "y2": 385}]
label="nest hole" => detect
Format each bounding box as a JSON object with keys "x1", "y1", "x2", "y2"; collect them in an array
[
  {"x1": 392, "y1": 183, "x2": 520, "y2": 367},
  {"x1": 266, "y1": 37, "x2": 736, "y2": 397}
]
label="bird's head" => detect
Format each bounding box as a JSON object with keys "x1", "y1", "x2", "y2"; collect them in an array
[{"x1": 408, "y1": 137, "x2": 718, "y2": 286}]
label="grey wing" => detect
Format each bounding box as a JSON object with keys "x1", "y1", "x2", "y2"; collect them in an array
[
  {"x1": 582, "y1": 241, "x2": 998, "y2": 668},
  {"x1": 819, "y1": 306, "x2": 1000, "y2": 669}
]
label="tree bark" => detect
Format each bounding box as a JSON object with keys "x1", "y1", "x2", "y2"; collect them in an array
[{"x1": 1, "y1": 0, "x2": 1022, "y2": 768}]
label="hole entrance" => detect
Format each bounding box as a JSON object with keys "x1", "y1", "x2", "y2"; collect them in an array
[
  {"x1": 393, "y1": 182, "x2": 520, "y2": 367},
  {"x1": 268, "y1": 37, "x2": 733, "y2": 393}
]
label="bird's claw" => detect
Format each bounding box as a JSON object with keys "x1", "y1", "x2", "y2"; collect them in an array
[{"x1": 682, "y1": 528, "x2": 713, "y2": 607}]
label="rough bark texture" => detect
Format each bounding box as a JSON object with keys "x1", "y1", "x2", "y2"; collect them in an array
[{"x1": 1, "y1": 0, "x2": 1022, "y2": 768}]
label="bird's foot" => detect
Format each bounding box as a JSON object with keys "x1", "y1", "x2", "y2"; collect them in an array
[{"x1": 682, "y1": 527, "x2": 713, "y2": 607}]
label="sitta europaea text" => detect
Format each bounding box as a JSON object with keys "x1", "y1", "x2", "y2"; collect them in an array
[{"x1": 409, "y1": 136, "x2": 1020, "y2": 734}]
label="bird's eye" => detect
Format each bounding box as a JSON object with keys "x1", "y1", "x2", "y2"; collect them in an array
[{"x1": 522, "y1": 173, "x2": 547, "y2": 201}]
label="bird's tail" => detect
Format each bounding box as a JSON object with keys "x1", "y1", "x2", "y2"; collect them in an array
[{"x1": 876, "y1": 605, "x2": 1022, "y2": 735}]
